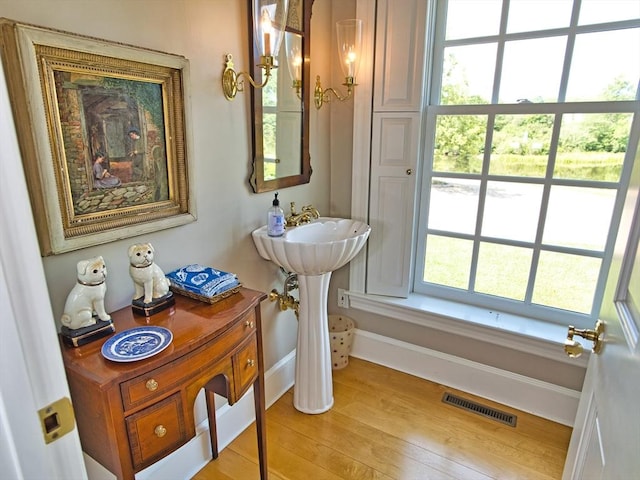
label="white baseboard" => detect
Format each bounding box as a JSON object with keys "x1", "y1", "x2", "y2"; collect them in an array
[
  {"x1": 86, "y1": 328, "x2": 580, "y2": 479},
  {"x1": 351, "y1": 328, "x2": 580, "y2": 426}
]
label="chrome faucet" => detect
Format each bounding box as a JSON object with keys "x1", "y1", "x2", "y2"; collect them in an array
[{"x1": 285, "y1": 202, "x2": 320, "y2": 227}]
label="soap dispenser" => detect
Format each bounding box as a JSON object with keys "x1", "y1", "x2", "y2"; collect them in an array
[{"x1": 267, "y1": 192, "x2": 285, "y2": 237}]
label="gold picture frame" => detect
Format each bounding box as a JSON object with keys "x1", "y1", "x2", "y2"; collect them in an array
[{"x1": 0, "y1": 19, "x2": 196, "y2": 255}]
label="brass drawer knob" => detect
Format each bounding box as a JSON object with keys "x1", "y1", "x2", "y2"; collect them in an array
[
  {"x1": 247, "y1": 359, "x2": 256, "y2": 367},
  {"x1": 245, "y1": 320, "x2": 255, "y2": 329},
  {"x1": 154, "y1": 425, "x2": 167, "y2": 438},
  {"x1": 145, "y1": 379, "x2": 159, "y2": 391}
]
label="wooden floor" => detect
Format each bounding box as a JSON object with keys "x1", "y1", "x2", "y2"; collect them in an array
[{"x1": 193, "y1": 358, "x2": 571, "y2": 480}]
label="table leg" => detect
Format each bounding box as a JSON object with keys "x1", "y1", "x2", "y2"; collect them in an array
[
  {"x1": 205, "y1": 387, "x2": 219, "y2": 459},
  {"x1": 253, "y1": 376, "x2": 268, "y2": 479}
]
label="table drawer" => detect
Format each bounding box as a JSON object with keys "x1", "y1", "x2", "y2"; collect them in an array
[
  {"x1": 233, "y1": 337, "x2": 259, "y2": 399},
  {"x1": 120, "y1": 310, "x2": 256, "y2": 410},
  {"x1": 126, "y1": 392, "x2": 187, "y2": 470}
]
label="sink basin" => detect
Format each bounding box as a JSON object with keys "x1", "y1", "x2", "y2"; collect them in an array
[
  {"x1": 251, "y1": 217, "x2": 371, "y2": 414},
  {"x1": 252, "y1": 217, "x2": 371, "y2": 275}
]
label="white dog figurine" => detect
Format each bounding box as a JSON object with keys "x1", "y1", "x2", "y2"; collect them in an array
[
  {"x1": 128, "y1": 243, "x2": 171, "y2": 304},
  {"x1": 60, "y1": 256, "x2": 111, "y2": 330}
]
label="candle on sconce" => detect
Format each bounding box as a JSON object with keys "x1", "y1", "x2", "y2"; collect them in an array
[
  {"x1": 261, "y1": 10, "x2": 272, "y2": 57},
  {"x1": 264, "y1": 32, "x2": 271, "y2": 57},
  {"x1": 346, "y1": 50, "x2": 356, "y2": 78}
]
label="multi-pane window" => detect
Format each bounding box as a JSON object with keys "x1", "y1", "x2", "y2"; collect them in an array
[{"x1": 414, "y1": 0, "x2": 640, "y2": 325}]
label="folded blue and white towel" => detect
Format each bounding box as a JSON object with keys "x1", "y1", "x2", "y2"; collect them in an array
[{"x1": 166, "y1": 264, "x2": 239, "y2": 297}]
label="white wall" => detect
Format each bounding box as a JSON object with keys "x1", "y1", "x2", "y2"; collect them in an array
[{"x1": 0, "y1": 0, "x2": 331, "y2": 371}]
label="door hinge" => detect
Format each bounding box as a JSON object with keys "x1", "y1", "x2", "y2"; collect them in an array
[{"x1": 37, "y1": 397, "x2": 75, "y2": 444}]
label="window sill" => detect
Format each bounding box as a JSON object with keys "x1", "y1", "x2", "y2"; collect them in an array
[{"x1": 345, "y1": 291, "x2": 589, "y2": 367}]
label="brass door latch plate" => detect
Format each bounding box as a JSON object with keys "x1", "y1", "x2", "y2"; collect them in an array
[{"x1": 38, "y1": 397, "x2": 75, "y2": 444}]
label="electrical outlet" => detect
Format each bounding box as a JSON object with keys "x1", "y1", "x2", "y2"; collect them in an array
[{"x1": 337, "y1": 288, "x2": 349, "y2": 308}]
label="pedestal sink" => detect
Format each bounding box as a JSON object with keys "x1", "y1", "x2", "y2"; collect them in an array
[{"x1": 252, "y1": 217, "x2": 370, "y2": 413}]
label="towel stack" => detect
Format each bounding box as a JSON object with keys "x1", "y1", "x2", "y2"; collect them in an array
[{"x1": 166, "y1": 264, "x2": 239, "y2": 298}]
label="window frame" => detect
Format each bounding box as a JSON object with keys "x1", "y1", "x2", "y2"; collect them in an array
[{"x1": 412, "y1": 0, "x2": 640, "y2": 326}]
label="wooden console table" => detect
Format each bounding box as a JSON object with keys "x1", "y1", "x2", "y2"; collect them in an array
[{"x1": 60, "y1": 287, "x2": 268, "y2": 480}]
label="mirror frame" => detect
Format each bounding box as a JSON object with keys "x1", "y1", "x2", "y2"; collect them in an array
[{"x1": 249, "y1": 0, "x2": 312, "y2": 193}]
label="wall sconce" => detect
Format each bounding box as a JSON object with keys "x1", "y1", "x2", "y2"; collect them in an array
[
  {"x1": 285, "y1": 31, "x2": 303, "y2": 97},
  {"x1": 222, "y1": 0, "x2": 289, "y2": 100},
  {"x1": 314, "y1": 19, "x2": 363, "y2": 109}
]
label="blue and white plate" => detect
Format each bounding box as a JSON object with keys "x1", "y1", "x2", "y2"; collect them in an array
[{"x1": 101, "y1": 326, "x2": 172, "y2": 362}]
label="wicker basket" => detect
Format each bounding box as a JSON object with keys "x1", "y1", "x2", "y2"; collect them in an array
[{"x1": 169, "y1": 283, "x2": 242, "y2": 304}]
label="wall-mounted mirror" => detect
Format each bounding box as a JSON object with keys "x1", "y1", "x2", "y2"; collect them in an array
[{"x1": 249, "y1": 0, "x2": 312, "y2": 193}]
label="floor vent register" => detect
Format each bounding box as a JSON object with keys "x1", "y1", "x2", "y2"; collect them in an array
[{"x1": 442, "y1": 392, "x2": 517, "y2": 427}]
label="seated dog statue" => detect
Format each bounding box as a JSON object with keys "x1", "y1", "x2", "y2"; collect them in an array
[
  {"x1": 60, "y1": 256, "x2": 111, "y2": 330},
  {"x1": 128, "y1": 242, "x2": 171, "y2": 304}
]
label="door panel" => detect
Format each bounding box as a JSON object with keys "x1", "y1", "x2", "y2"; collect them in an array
[
  {"x1": 0, "y1": 47, "x2": 86, "y2": 479},
  {"x1": 373, "y1": 0, "x2": 427, "y2": 111},
  {"x1": 367, "y1": 113, "x2": 421, "y2": 296},
  {"x1": 563, "y1": 145, "x2": 640, "y2": 478}
]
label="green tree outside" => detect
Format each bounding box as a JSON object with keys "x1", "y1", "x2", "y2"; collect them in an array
[{"x1": 434, "y1": 55, "x2": 633, "y2": 176}]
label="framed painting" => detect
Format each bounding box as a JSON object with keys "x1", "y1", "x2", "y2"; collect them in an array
[{"x1": 0, "y1": 19, "x2": 196, "y2": 255}]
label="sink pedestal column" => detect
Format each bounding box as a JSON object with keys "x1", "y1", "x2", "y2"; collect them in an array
[{"x1": 293, "y1": 272, "x2": 334, "y2": 414}]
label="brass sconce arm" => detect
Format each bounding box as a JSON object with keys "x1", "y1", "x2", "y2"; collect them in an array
[
  {"x1": 222, "y1": 53, "x2": 275, "y2": 100},
  {"x1": 223, "y1": 0, "x2": 289, "y2": 100},
  {"x1": 314, "y1": 75, "x2": 356, "y2": 109},
  {"x1": 291, "y1": 79, "x2": 303, "y2": 100},
  {"x1": 311, "y1": 19, "x2": 362, "y2": 109}
]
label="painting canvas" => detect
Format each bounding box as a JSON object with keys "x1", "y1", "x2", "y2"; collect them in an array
[
  {"x1": 53, "y1": 71, "x2": 170, "y2": 213},
  {"x1": 0, "y1": 19, "x2": 196, "y2": 255}
]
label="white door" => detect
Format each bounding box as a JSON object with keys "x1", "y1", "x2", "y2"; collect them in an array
[
  {"x1": 0, "y1": 52, "x2": 87, "y2": 479},
  {"x1": 562, "y1": 149, "x2": 640, "y2": 478}
]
